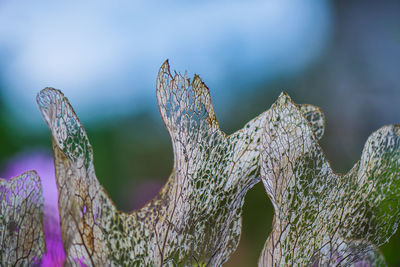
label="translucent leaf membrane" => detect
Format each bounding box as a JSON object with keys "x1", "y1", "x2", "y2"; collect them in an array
[
  {"x1": 0, "y1": 171, "x2": 46, "y2": 266},
  {"x1": 259, "y1": 93, "x2": 400, "y2": 266},
  {"x1": 298, "y1": 104, "x2": 325, "y2": 141},
  {"x1": 37, "y1": 61, "x2": 324, "y2": 266}
]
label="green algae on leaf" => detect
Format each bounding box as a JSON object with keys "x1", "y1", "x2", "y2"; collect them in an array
[
  {"x1": 259, "y1": 93, "x2": 400, "y2": 266},
  {"x1": 0, "y1": 171, "x2": 46, "y2": 266},
  {"x1": 37, "y1": 61, "x2": 327, "y2": 266},
  {"x1": 37, "y1": 62, "x2": 260, "y2": 266}
]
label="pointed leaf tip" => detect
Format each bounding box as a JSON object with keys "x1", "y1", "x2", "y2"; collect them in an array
[{"x1": 160, "y1": 59, "x2": 171, "y2": 74}]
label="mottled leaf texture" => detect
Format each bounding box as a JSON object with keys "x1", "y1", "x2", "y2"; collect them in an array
[
  {"x1": 37, "y1": 61, "x2": 324, "y2": 266},
  {"x1": 0, "y1": 171, "x2": 46, "y2": 266},
  {"x1": 259, "y1": 93, "x2": 400, "y2": 266}
]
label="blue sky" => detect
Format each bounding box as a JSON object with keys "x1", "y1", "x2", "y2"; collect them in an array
[{"x1": 0, "y1": 0, "x2": 333, "y2": 129}]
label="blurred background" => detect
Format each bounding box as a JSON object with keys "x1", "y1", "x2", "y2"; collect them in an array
[{"x1": 0, "y1": 0, "x2": 399, "y2": 265}]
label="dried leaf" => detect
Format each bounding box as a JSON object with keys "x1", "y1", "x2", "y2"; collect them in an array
[
  {"x1": 0, "y1": 171, "x2": 46, "y2": 266},
  {"x1": 37, "y1": 61, "x2": 324, "y2": 266},
  {"x1": 259, "y1": 93, "x2": 400, "y2": 266}
]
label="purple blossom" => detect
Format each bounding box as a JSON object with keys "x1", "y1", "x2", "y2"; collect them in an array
[
  {"x1": 74, "y1": 256, "x2": 88, "y2": 267},
  {"x1": 1, "y1": 150, "x2": 65, "y2": 266},
  {"x1": 131, "y1": 180, "x2": 163, "y2": 209}
]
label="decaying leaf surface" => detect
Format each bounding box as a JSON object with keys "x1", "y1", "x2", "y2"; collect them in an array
[
  {"x1": 37, "y1": 61, "x2": 325, "y2": 266},
  {"x1": 259, "y1": 93, "x2": 400, "y2": 266},
  {"x1": 0, "y1": 171, "x2": 46, "y2": 266}
]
